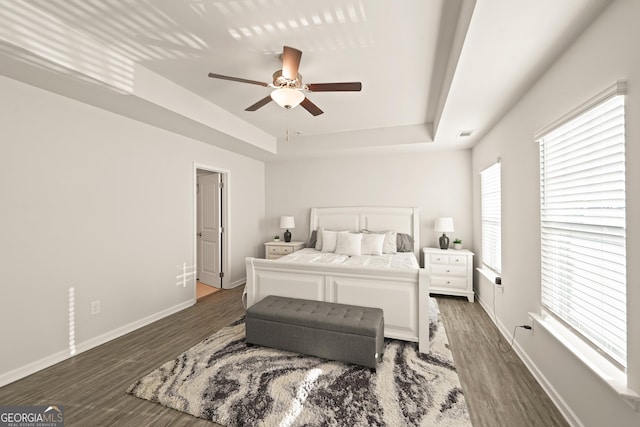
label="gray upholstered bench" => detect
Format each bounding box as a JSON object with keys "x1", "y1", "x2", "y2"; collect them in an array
[{"x1": 245, "y1": 295, "x2": 384, "y2": 369}]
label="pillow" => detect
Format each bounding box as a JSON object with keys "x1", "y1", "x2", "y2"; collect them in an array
[
  {"x1": 309, "y1": 229, "x2": 318, "y2": 249},
  {"x1": 321, "y1": 229, "x2": 348, "y2": 252},
  {"x1": 396, "y1": 233, "x2": 415, "y2": 253},
  {"x1": 362, "y1": 229, "x2": 397, "y2": 254},
  {"x1": 335, "y1": 233, "x2": 363, "y2": 256},
  {"x1": 315, "y1": 228, "x2": 324, "y2": 250},
  {"x1": 381, "y1": 230, "x2": 397, "y2": 254},
  {"x1": 361, "y1": 233, "x2": 385, "y2": 255},
  {"x1": 317, "y1": 228, "x2": 349, "y2": 251}
]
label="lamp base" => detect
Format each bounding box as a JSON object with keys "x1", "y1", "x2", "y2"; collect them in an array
[
  {"x1": 284, "y1": 229, "x2": 292, "y2": 243},
  {"x1": 439, "y1": 234, "x2": 450, "y2": 250}
]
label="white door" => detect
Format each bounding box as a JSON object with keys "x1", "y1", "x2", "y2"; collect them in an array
[{"x1": 197, "y1": 173, "x2": 222, "y2": 287}]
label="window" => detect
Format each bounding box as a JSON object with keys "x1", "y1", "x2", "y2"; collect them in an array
[
  {"x1": 537, "y1": 86, "x2": 626, "y2": 369},
  {"x1": 480, "y1": 161, "x2": 501, "y2": 274}
]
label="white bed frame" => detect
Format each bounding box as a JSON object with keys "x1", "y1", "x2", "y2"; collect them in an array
[{"x1": 245, "y1": 206, "x2": 429, "y2": 353}]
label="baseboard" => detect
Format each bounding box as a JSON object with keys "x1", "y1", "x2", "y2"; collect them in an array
[
  {"x1": 229, "y1": 278, "x2": 246, "y2": 289},
  {"x1": 476, "y1": 294, "x2": 584, "y2": 427},
  {"x1": 0, "y1": 348, "x2": 72, "y2": 389},
  {"x1": 0, "y1": 299, "x2": 194, "y2": 388}
]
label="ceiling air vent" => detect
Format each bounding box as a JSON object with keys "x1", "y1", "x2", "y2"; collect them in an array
[{"x1": 458, "y1": 130, "x2": 475, "y2": 138}]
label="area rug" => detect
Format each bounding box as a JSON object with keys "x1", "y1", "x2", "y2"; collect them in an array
[{"x1": 127, "y1": 299, "x2": 471, "y2": 427}]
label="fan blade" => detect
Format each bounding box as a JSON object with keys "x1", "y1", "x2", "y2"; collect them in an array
[
  {"x1": 245, "y1": 95, "x2": 273, "y2": 111},
  {"x1": 300, "y1": 97, "x2": 324, "y2": 116},
  {"x1": 281, "y1": 46, "x2": 302, "y2": 80},
  {"x1": 307, "y1": 82, "x2": 362, "y2": 92},
  {"x1": 208, "y1": 73, "x2": 269, "y2": 87}
]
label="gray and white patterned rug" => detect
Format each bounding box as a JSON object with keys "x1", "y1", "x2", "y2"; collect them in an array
[{"x1": 127, "y1": 299, "x2": 471, "y2": 427}]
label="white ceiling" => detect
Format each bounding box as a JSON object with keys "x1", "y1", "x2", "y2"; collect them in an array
[{"x1": 0, "y1": 0, "x2": 612, "y2": 161}]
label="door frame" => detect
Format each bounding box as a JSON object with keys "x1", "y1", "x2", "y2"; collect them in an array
[{"x1": 193, "y1": 162, "x2": 230, "y2": 290}]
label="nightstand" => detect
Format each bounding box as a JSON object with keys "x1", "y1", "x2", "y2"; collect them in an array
[
  {"x1": 264, "y1": 241, "x2": 305, "y2": 260},
  {"x1": 423, "y1": 247, "x2": 475, "y2": 302}
]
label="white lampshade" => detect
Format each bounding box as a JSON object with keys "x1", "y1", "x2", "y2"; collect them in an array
[
  {"x1": 434, "y1": 217, "x2": 455, "y2": 233},
  {"x1": 279, "y1": 216, "x2": 295, "y2": 229},
  {"x1": 271, "y1": 88, "x2": 305, "y2": 109}
]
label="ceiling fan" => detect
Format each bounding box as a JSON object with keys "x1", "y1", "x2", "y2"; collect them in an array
[{"x1": 208, "y1": 46, "x2": 362, "y2": 116}]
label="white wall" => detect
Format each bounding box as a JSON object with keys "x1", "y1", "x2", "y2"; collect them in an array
[
  {"x1": 471, "y1": 0, "x2": 640, "y2": 425},
  {"x1": 265, "y1": 149, "x2": 473, "y2": 259},
  {"x1": 0, "y1": 76, "x2": 265, "y2": 384}
]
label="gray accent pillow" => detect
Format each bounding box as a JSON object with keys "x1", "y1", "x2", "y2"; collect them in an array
[
  {"x1": 396, "y1": 233, "x2": 415, "y2": 252},
  {"x1": 309, "y1": 229, "x2": 318, "y2": 249}
]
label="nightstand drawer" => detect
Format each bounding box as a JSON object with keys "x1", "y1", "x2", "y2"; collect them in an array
[
  {"x1": 429, "y1": 254, "x2": 449, "y2": 264},
  {"x1": 430, "y1": 276, "x2": 468, "y2": 290},
  {"x1": 268, "y1": 246, "x2": 294, "y2": 256},
  {"x1": 448, "y1": 255, "x2": 467, "y2": 266},
  {"x1": 430, "y1": 264, "x2": 467, "y2": 276},
  {"x1": 429, "y1": 254, "x2": 467, "y2": 266}
]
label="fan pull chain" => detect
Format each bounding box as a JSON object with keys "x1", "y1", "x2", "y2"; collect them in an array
[{"x1": 286, "y1": 109, "x2": 290, "y2": 142}]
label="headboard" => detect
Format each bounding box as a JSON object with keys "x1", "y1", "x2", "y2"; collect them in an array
[{"x1": 309, "y1": 206, "x2": 420, "y2": 258}]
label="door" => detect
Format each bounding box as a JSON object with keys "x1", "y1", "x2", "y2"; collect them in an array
[{"x1": 197, "y1": 173, "x2": 222, "y2": 287}]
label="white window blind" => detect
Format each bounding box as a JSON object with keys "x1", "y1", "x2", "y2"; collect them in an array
[
  {"x1": 538, "y1": 94, "x2": 626, "y2": 368},
  {"x1": 481, "y1": 162, "x2": 501, "y2": 274}
]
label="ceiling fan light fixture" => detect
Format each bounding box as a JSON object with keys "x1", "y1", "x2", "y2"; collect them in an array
[
  {"x1": 208, "y1": 46, "x2": 359, "y2": 116},
  {"x1": 270, "y1": 88, "x2": 305, "y2": 109}
]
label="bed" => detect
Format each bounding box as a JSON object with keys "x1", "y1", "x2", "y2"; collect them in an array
[{"x1": 244, "y1": 206, "x2": 429, "y2": 354}]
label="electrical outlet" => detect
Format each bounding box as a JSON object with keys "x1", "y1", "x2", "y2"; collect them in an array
[
  {"x1": 90, "y1": 300, "x2": 101, "y2": 315},
  {"x1": 527, "y1": 315, "x2": 535, "y2": 335},
  {"x1": 494, "y1": 276, "x2": 503, "y2": 293}
]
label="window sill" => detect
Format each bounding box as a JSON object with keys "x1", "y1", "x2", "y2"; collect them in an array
[
  {"x1": 477, "y1": 267, "x2": 500, "y2": 285},
  {"x1": 529, "y1": 311, "x2": 640, "y2": 411}
]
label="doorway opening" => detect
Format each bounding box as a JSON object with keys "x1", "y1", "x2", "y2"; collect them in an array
[
  {"x1": 196, "y1": 280, "x2": 220, "y2": 300},
  {"x1": 194, "y1": 164, "x2": 230, "y2": 301}
]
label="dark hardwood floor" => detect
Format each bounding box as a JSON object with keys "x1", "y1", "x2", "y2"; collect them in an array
[
  {"x1": 0, "y1": 287, "x2": 246, "y2": 427},
  {"x1": 437, "y1": 295, "x2": 568, "y2": 427},
  {"x1": 0, "y1": 287, "x2": 567, "y2": 426}
]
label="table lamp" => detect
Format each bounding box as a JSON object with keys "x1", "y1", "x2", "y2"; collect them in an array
[
  {"x1": 280, "y1": 216, "x2": 295, "y2": 242},
  {"x1": 435, "y1": 217, "x2": 455, "y2": 250}
]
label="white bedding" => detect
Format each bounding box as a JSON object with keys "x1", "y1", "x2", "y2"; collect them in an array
[{"x1": 276, "y1": 247, "x2": 419, "y2": 269}]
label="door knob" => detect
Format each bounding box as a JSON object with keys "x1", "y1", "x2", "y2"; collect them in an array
[{"x1": 197, "y1": 232, "x2": 202, "y2": 237}]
